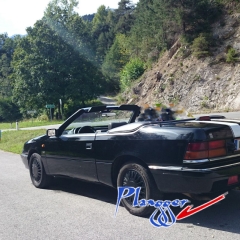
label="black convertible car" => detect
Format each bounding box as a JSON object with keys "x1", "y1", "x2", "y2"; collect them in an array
[{"x1": 21, "y1": 105, "x2": 240, "y2": 216}]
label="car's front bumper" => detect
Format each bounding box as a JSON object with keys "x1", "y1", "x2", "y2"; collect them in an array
[
  {"x1": 20, "y1": 153, "x2": 29, "y2": 169},
  {"x1": 149, "y1": 162, "x2": 240, "y2": 194}
]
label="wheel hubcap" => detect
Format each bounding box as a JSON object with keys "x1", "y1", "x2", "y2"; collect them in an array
[
  {"x1": 122, "y1": 170, "x2": 146, "y2": 205},
  {"x1": 31, "y1": 158, "x2": 42, "y2": 182}
]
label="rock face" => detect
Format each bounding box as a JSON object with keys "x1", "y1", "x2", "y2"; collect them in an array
[{"x1": 122, "y1": 14, "x2": 240, "y2": 113}]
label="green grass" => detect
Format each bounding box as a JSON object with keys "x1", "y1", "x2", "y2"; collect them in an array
[
  {"x1": 0, "y1": 120, "x2": 62, "y2": 130},
  {"x1": 0, "y1": 130, "x2": 46, "y2": 154}
]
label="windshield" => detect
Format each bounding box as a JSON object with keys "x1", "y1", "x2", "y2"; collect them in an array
[{"x1": 62, "y1": 109, "x2": 134, "y2": 134}]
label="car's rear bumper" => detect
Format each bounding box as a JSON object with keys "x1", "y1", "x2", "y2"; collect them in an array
[
  {"x1": 21, "y1": 153, "x2": 29, "y2": 169},
  {"x1": 149, "y1": 162, "x2": 240, "y2": 194}
]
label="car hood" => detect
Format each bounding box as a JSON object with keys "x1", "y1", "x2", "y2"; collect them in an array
[{"x1": 26, "y1": 134, "x2": 48, "y2": 144}]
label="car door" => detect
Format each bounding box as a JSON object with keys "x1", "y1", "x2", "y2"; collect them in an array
[
  {"x1": 44, "y1": 132, "x2": 97, "y2": 181},
  {"x1": 43, "y1": 135, "x2": 70, "y2": 176},
  {"x1": 60, "y1": 132, "x2": 97, "y2": 181}
]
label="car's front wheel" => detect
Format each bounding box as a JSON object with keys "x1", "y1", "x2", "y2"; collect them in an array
[
  {"x1": 117, "y1": 163, "x2": 158, "y2": 217},
  {"x1": 29, "y1": 153, "x2": 52, "y2": 188}
]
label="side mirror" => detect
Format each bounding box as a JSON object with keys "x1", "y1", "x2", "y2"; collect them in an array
[{"x1": 47, "y1": 129, "x2": 57, "y2": 137}]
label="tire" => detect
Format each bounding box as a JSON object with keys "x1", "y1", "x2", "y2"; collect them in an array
[
  {"x1": 29, "y1": 153, "x2": 52, "y2": 188},
  {"x1": 117, "y1": 163, "x2": 159, "y2": 217}
]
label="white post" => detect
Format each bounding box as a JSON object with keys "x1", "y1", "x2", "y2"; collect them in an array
[
  {"x1": 59, "y1": 99, "x2": 63, "y2": 120},
  {"x1": 16, "y1": 121, "x2": 19, "y2": 130}
]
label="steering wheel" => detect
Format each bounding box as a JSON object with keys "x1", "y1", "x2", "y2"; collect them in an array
[
  {"x1": 72, "y1": 127, "x2": 81, "y2": 134},
  {"x1": 78, "y1": 126, "x2": 95, "y2": 133}
]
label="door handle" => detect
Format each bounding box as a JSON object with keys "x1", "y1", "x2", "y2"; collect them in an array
[{"x1": 86, "y1": 143, "x2": 92, "y2": 150}]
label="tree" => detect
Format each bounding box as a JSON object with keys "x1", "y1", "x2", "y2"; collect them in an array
[
  {"x1": 82, "y1": 14, "x2": 95, "y2": 22},
  {"x1": 114, "y1": 0, "x2": 136, "y2": 34},
  {"x1": 127, "y1": 0, "x2": 179, "y2": 60},
  {"x1": 169, "y1": 0, "x2": 222, "y2": 37},
  {"x1": 11, "y1": 0, "x2": 106, "y2": 114},
  {"x1": 0, "y1": 98, "x2": 22, "y2": 123},
  {"x1": 0, "y1": 34, "x2": 18, "y2": 98},
  {"x1": 102, "y1": 34, "x2": 130, "y2": 90},
  {"x1": 91, "y1": 5, "x2": 115, "y2": 64},
  {"x1": 191, "y1": 33, "x2": 210, "y2": 58},
  {"x1": 122, "y1": 0, "x2": 223, "y2": 63}
]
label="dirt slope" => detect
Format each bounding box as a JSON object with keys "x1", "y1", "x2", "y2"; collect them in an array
[{"x1": 121, "y1": 13, "x2": 240, "y2": 113}]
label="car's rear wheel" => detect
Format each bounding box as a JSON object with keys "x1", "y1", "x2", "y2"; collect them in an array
[
  {"x1": 29, "y1": 153, "x2": 52, "y2": 188},
  {"x1": 117, "y1": 163, "x2": 158, "y2": 217}
]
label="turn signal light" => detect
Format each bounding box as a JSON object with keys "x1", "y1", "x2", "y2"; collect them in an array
[
  {"x1": 184, "y1": 150, "x2": 208, "y2": 159},
  {"x1": 208, "y1": 148, "x2": 226, "y2": 158},
  {"x1": 184, "y1": 140, "x2": 226, "y2": 160}
]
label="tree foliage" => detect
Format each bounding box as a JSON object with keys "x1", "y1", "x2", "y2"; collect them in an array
[
  {"x1": 0, "y1": 98, "x2": 22, "y2": 122},
  {"x1": 11, "y1": 0, "x2": 105, "y2": 114},
  {"x1": 120, "y1": 58, "x2": 145, "y2": 89},
  {"x1": 91, "y1": 6, "x2": 116, "y2": 64},
  {"x1": 0, "y1": 34, "x2": 19, "y2": 98},
  {"x1": 191, "y1": 34, "x2": 210, "y2": 58},
  {"x1": 114, "y1": 0, "x2": 136, "y2": 34},
  {"x1": 102, "y1": 34, "x2": 130, "y2": 90}
]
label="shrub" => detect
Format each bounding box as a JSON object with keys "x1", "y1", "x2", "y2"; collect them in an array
[
  {"x1": 0, "y1": 98, "x2": 22, "y2": 123},
  {"x1": 201, "y1": 101, "x2": 208, "y2": 108},
  {"x1": 169, "y1": 77, "x2": 174, "y2": 85},
  {"x1": 226, "y1": 47, "x2": 238, "y2": 63},
  {"x1": 193, "y1": 74, "x2": 201, "y2": 82},
  {"x1": 160, "y1": 84, "x2": 166, "y2": 92},
  {"x1": 116, "y1": 94, "x2": 125, "y2": 104},
  {"x1": 120, "y1": 58, "x2": 145, "y2": 89},
  {"x1": 203, "y1": 96, "x2": 209, "y2": 101},
  {"x1": 191, "y1": 34, "x2": 210, "y2": 58},
  {"x1": 37, "y1": 114, "x2": 49, "y2": 121}
]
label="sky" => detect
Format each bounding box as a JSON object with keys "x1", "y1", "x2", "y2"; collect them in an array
[{"x1": 0, "y1": 0, "x2": 138, "y2": 36}]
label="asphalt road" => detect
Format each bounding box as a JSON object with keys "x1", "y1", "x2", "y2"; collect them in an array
[
  {"x1": 98, "y1": 96, "x2": 117, "y2": 106},
  {"x1": 0, "y1": 151, "x2": 240, "y2": 239}
]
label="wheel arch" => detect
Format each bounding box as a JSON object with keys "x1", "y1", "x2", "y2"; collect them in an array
[
  {"x1": 111, "y1": 155, "x2": 153, "y2": 188},
  {"x1": 27, "y1": 148, "x2": 41, "y2": 164}
]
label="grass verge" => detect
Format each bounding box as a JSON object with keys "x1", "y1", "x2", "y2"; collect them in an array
[
  {"x1": 0, "y1": 120, "x2": 62, "y2": 130},
  {"x1": 0, "y1": 130, "x2": 46, "y2": 154}
]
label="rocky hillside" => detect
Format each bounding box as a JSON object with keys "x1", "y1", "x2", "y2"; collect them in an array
[{"x1": 121, "y1": 13, "x2": 240, "y2": 113}]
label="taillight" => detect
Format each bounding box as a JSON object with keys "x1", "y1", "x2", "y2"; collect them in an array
[
  {"x1": 187, "y1": 142, "x2": 208, "y2": 151},
  {"x1": 208, "y1": 140, "x2": 226, "y2": 158},
  {"x1": 184, "y1": 142, "x2": 208, "y2": 160},
  {"x1": 184, "y1": 140, "x2": 226, "y2": 161},
  {"x1": 209, "y1": 140, "x2": 225, "y2": 149}
]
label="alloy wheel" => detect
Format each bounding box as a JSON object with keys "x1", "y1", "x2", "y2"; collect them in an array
[{"x1": 122, "y1": 169, "x2": 146, "y2": 205}]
